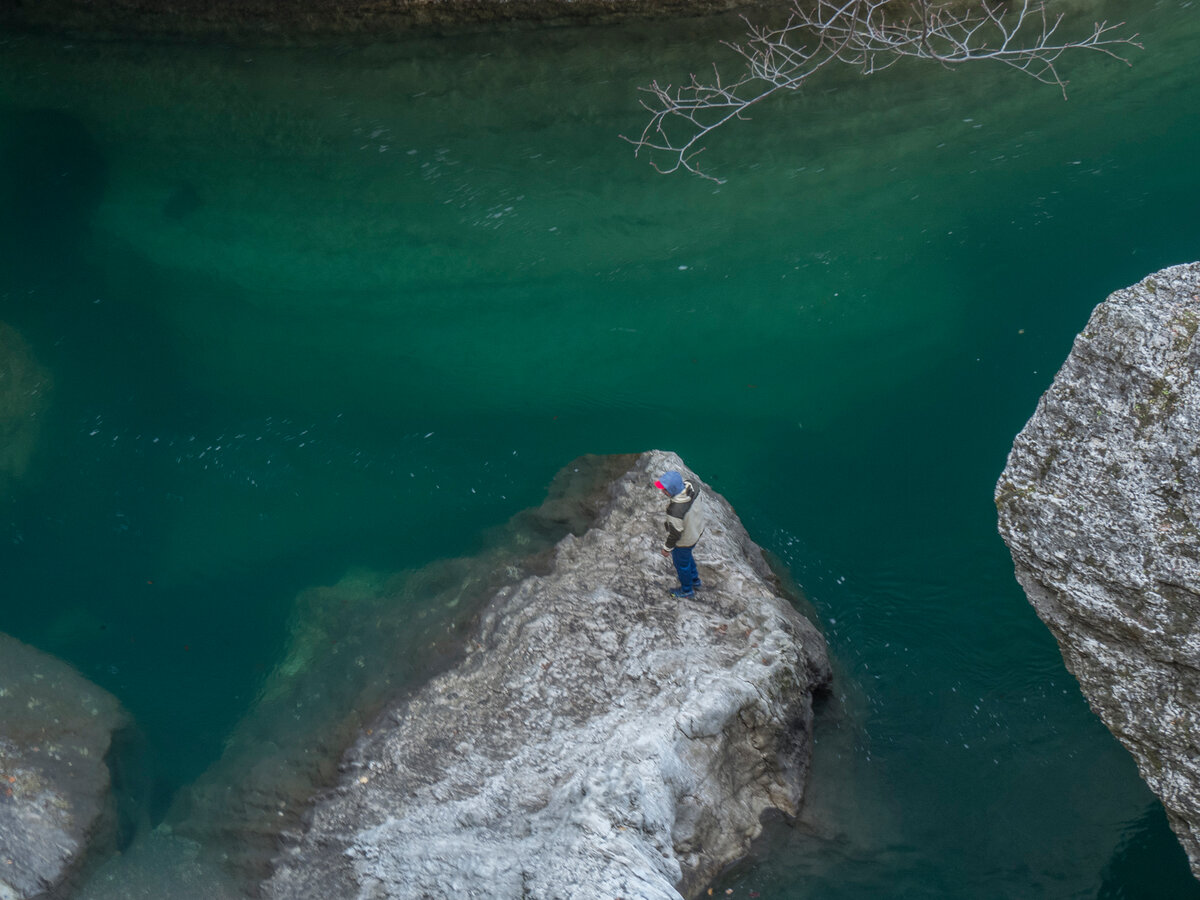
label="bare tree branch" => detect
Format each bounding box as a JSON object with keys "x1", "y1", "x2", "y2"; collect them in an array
[{"x1": 624, "y1": 0, "x2": 1142, "y2": 181}]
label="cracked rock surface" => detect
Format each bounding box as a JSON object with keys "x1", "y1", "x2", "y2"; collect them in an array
[
  {"x1": 996, "y1": 262, "x2": 1200, "y2": 879},
  {"x1": 264, "y1": 449, "x2": 830, "y2": 899}
]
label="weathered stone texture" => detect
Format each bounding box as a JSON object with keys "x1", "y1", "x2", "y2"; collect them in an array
[
  {"x1": 996, "y1": 262, "x2": 1200, "y2": 878},
  {"x1": 0, "y1": 633, "x2": 129, "y2": 900},
  {"x1": 264, "y1": 449, "x2": 831, "y2": 899}
]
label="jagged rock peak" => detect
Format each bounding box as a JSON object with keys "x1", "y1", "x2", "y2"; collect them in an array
[
  {"x1": 265, "y1": 449, "x2": 831, "y2": 899},
  {"x1": 996, "y1": 262, "x2": 1200, "y2": 879}
]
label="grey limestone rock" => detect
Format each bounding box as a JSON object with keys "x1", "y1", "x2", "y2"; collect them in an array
[
  {"x1": 996, "y1": 262, "x2": 1200, "y2": 878},
  {"x1": 264, "y1": 449, "x2": 831, "y2": 900},
  {"x1": 0, "y1": 633, "x2": 129, "y2": 900}
]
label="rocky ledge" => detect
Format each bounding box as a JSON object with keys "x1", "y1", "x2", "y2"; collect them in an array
[
  {"x1": 264, "y1": 449, "x2": 831, "y2": 899},
  {"x1": 996, "y1": 263, "x2": 1200, "y2": 878},
  {"x1": 0, "y1": 633, "x2": 130, "y2": 900}
]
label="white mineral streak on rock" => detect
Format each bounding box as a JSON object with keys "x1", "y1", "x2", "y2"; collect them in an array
[
  {"x1": 265, "y1": 450, "x2": 831, "y2": 899},
  {"x1": 997, "y1": 262, "x2": 1200, "y2": 878}
]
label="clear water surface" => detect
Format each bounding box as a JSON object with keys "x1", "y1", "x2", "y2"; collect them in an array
[{"x1": 2, "y1": 0, "x2": 1199, "y2": 895}]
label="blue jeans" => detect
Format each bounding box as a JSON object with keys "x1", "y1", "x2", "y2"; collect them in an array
[{"x1": 671, "y1": 545, "x2": 699, "y2": 593}]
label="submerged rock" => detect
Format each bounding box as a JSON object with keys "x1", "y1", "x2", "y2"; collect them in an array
[
  {"x1": 996, "y1": 262, "x2": 1200, "y2": 879},
  {"x1": 264, "y1": 450, "x2": 830, "y2": 899},
  {"x1": 0, "y1": 322, "x2": 52, "y2": 502},
  {"x1": 0, "y1": 633, "x2": 129, "y2": 899}
]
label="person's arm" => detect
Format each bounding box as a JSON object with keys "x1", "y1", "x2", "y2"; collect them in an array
[{"x1": 663, "y1": 509, "x2": 685, "y2": 551}]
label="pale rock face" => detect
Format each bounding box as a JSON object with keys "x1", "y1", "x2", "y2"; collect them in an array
[
  {"x1": 0, "y1": 633, "x2": 128, "y2": 900},
  {"x1": 265, "y1": 450, "x2": 831, "y2": 899},
  {"x1": 996, "y1": 262, "x2": 1200, "y2": 878}
]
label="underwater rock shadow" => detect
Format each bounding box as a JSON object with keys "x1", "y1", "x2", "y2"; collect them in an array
[
  {"x1": 0, "y1": 107, "x2": 108, "y2": 273},
  {"x1": 162, "y1": 183, "x2": 203, "y2": 221}
]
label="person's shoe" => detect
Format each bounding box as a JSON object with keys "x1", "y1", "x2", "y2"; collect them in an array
[
  {"x1": 692, "y1": 579, "x2": 703, "y2": 591},
  {"x1": 670, "y1": 587, "x2": 695, "y2": 599}
]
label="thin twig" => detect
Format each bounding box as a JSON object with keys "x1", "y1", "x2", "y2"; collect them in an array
[{"x1": 622, "y1": 0, "x2": 1142, "y2": 180}]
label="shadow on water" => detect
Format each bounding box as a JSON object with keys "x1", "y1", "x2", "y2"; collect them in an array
[
  {"x1": 1098, "y1": 806, "x2": 1200, "y2": 900},
  {"x1": 0, "y1": 107, "x2": 107, "y2": 277},
  {"x1": 0, "y1": 105, "x2": 202, "y2": 425}
]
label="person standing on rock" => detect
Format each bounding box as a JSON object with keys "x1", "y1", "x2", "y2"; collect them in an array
[{"x1": 655, "y1": 469, "x2": 706, "y2": 598}]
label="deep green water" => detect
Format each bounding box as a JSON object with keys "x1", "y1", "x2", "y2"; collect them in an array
[{"x1": 2, "y1": 0, "x2": 1200, "y2": 895}]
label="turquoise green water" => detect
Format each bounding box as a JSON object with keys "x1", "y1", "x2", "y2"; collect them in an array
[{"x1": 2, "y1": 0, "x2": 1200, "y2": 895}]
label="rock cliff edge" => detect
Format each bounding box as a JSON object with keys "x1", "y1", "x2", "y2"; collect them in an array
[
  {"x1": 996, "y1": 262, "x2": 1200, "y2": 878},
  {"x1": 264, "y1": 449, "x2": 831, "y2": 899}
]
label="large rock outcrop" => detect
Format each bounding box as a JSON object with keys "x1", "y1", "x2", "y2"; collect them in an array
[
  {"x1": 996, "y1": 262, "x2": 1200, "y2": 878},
  {"x1": 264, "y1": 449, "x2": 831, "y2": 899},
  {"x1": 0, "y1": 633, "x2": 130, "y2": 899}
]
